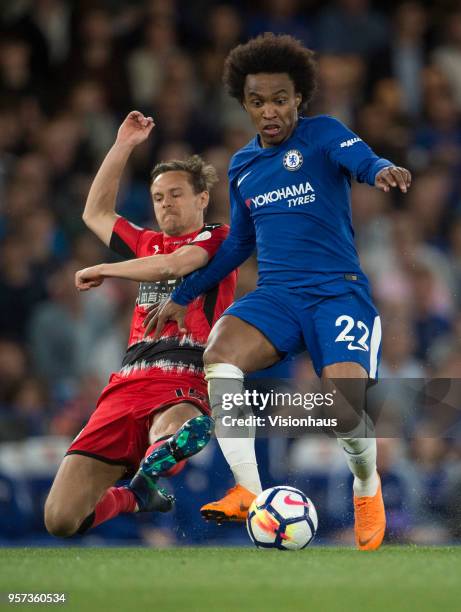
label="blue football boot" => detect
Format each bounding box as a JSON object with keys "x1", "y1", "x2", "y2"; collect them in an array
[{"x1": 141, "y1": 414, "x2": 214, "y2": 478}]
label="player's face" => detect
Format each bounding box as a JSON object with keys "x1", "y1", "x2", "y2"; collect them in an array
[
  {"x1": 243, "y1": 73, "x2": 302, "y2": 147},
  {"x1": 151, "y1": 171, "x2": 208, "y2": 236}
]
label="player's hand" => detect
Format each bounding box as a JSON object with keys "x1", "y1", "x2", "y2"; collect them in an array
[
  {"x1": 115, "y1": 111, "x2": 155, "y2": 148},
  {"x1": 142, "y1": 298, "x2": 188, "y2": 340},
  {"x1": 75, "y1": 265, "x2": 105, "y2": 291},
  {"x1": 375, "y1": 166, "x2": 411, "y2": 193}
]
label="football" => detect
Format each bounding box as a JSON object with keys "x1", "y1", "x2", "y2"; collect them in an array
[{"x1": 246, "y1": 486, "x2": 318, "y2": 550}]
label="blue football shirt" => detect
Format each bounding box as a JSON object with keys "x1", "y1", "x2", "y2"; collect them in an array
[{"x1": 172, "y1": 115, "x2": 393, "y2": 303}]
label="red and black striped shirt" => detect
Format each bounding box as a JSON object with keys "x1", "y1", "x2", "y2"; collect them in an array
[{"x1": 109, "y1": 217, "x2": 236, "y2": 379}]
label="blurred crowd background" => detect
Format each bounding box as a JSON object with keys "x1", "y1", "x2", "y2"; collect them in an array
[{"x1": 1, "y1": 0, "x2": 461, "y2": 546}]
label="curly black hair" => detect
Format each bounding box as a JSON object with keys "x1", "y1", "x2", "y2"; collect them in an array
[{"x1": 223, "y1": 33, "x2": 317, "y2": 111}]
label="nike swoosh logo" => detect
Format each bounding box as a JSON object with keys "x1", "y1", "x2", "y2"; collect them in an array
[
  {"x1": 284, "y1": 494, "x2": 309, "y2": 507},
  {"x1": 237, "y1": 171, "x2": 252, "y2": 187},
  {"x1": 347, "y1": 343, "x2": 367, "y2": 351},
  {"x1": 358, "y1": 528, "x2": 382, "y2": 547}
]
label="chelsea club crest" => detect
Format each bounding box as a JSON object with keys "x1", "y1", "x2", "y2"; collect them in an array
[{"x1": 283, "y1": 149, "x2": 303, "y2": 171}]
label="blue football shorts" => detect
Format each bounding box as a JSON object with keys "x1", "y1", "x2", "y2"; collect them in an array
[{"x1": 224, "y1": 279, "x2": 382, "y2": 379}]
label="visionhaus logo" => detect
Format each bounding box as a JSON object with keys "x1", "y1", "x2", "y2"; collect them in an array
[
  {"x1": 220, "y1": 413, "x2": 339, "y2": 429},
  {"x1": 218, "y1": 389, "x2": 339, "y2": 433}
]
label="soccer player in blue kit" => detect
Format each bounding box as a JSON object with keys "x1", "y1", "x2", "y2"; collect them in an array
[{"x1": 145, "y1": 34, "x2": 412, "y2": 550}]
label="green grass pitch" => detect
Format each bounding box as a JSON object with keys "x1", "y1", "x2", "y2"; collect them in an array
[{"x1": 1, "y1": 547, "x2": 460, "y2": 612}]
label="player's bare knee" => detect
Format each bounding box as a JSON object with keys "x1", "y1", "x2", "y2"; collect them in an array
[
  {"x1": 45, "y1": 520, "x2": 77, "y2": 538},
  {"x1": 203, "y1": 343, "x2": 238, "y2": 368},
  {"x1": 203, "y1": 343, "x2": 220, "y2": 366},
  {"x1": 44, "y1": 503, "x2": 81, "y2": 538}
]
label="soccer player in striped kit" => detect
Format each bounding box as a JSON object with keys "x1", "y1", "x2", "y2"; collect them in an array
[{"x1": 45, "y1": 112, "x2": 236, "y2": 537}]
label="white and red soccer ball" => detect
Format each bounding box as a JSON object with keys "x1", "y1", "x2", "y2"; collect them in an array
[{"x1": 247, "y1": 486, "x2": 318, "y2": 550}]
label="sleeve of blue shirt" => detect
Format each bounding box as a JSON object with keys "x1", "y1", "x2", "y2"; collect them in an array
[
  {"x1": 171, "y1": 181, "x2": 256, "y2": 305},
  {"x1": 317, "y1": 116, "x2": 394, "y2": 185}
]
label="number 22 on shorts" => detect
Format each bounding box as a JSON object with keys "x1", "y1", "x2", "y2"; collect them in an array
[{"x1": 334, "y1": 315, "x2": 369, "y2": 351}]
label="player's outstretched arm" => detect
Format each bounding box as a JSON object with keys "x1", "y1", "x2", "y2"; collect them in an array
[
  {"x1": 82, "y1": 111, "x2": 155, "y2": 246},
  {"x1": 74, "y1": 244, "x2": 210, "y2": 291},
  {"x1": 321, "y1": 116, "x2": 411, "y2": 193}
]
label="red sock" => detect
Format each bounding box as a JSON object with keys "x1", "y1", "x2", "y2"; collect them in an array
[
  {"x1": 145, "y1": 439, "x2": 186, "y2": 477},
  {"x1": 92, "y1": 487, "x2": 137, "y2": 528}
]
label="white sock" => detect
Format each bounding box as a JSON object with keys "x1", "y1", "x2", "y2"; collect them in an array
[
  {"x1": 216, "y1": 437, "x2": 262, "y2": 494},
  {"x1": 205, "y1": 363, "x2": 262, "y2": 495},
  {"x1": 336, "y1": 415, "x2": 379, "y2": 497}
]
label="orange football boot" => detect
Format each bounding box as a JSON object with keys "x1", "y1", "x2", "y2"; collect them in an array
[
  {"x1": 200, "y1": 485, "x2": 257, "y2": 523},
  {"x1": 354, "y1": 475, "x2": 386, "y2": 551}
]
